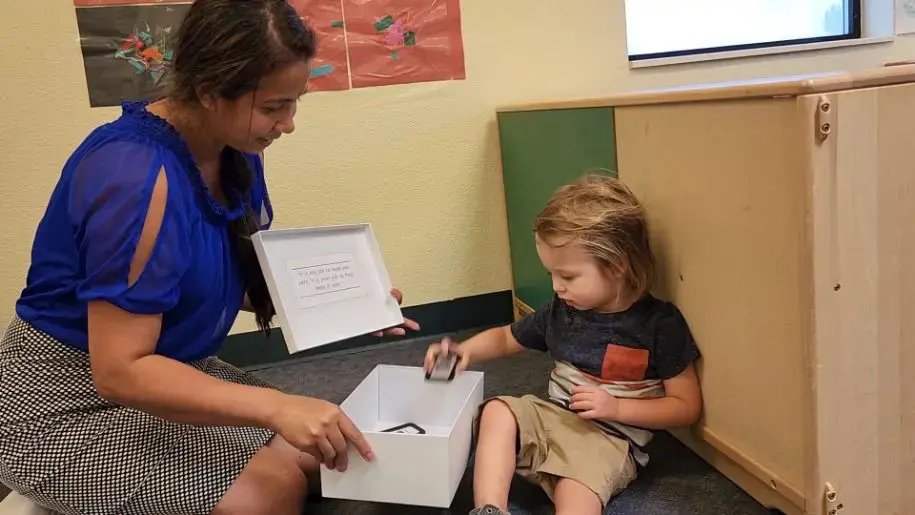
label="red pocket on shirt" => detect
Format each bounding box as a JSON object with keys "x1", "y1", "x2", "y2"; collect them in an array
[{"x1": 600, "y1": 344, "x2": 649, "y2": 382}]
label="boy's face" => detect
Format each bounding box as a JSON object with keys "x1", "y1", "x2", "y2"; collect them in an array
[{"x1": 535, "y1": 234, "x2": 624, "y2": 313}]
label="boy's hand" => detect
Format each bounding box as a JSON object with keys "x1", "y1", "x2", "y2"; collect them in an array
[
  {"x1": 423, "y1": 337, "x2": 470, "y2": 375},
  {"x1": 569, "y1": 385, "x2": 619, "y2": 421}
]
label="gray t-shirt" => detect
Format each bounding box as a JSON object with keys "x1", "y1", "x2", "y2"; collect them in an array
[{"x1": 511, "y1": 293, "x2": 701, "y2": 466}]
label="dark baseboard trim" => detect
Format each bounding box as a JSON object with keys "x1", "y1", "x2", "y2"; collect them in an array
[{"x1": 217, "y1": 289, "x2": 515, "y2": 370}]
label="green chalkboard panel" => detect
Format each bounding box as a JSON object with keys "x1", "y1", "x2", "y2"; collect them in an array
[{"x1": 497, "y1": 107, "x2": 617, "y2": 311}]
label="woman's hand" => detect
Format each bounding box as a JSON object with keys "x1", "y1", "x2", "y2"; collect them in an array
[
  {"x1": 423, "y1": 337, "x2": 471, "y2": 375},
  {"x1": 371, "y1": 288, "x2": 421, "y2": 337},
  {"x1": 269, "y1": 393, "x2": 374, "y2": 472}
]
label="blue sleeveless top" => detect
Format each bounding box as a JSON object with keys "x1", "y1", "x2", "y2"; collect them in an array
[{"x1": 15, "y1": 101, "x2": 274, "y2": 363}]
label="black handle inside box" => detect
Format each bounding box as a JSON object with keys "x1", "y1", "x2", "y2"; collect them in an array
[{"x1": 381, "y1": 422, "x2": 426, "y2": 434}]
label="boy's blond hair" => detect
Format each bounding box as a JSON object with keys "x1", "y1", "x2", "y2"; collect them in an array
[{"x1": 534, "y1": 174, "x2": 656, "y2": 300}]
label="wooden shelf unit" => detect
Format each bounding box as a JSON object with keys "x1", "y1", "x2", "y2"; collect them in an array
[{"x1": 495, "y1": 66, "x2": 915, "y2": 515}]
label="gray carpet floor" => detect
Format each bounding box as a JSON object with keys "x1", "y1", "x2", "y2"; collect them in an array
[
  {"x1": 0, "y1": 328, "x2": 780, "y2": 514},
  {"x1": 251, "y1": 328, "x2": 781, "y2": 515}
]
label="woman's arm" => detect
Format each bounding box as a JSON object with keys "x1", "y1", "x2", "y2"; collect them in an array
[
  {"x1": 87, "y1": 168, "x2": 284, "y2": 428},
  {"x1": 89, "y1": 301, "x2": 284, "y2": 428},
  {"x1": 89, "y1": 300, "x2": 376, "y2": 470}
]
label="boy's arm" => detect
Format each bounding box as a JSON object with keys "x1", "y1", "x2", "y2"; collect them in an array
[
  {"x1": 458, "y1": 297, "x2": 552, "y2": 365},
  {"x1": 611, "y1": 305, "x2": 703, "y2": 429},
  {"x1": 611, "y1": 363, "x2": 702, "y2": 429},
  {"x1": 426, "y1": 325, "x2": 526, "y2": 373},
  {"x1": 459, "y1": 325, "x2": 527, "y2": 365},
  {"x1": 427, "y1": 299, "x2": 552, "y2": 372}
]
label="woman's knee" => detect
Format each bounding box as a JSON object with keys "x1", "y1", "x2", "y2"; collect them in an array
[
  {"x1": 267, "y1": 434, "x2": 321, "y2": 475},
  {"x1": 479, "y1": 399, "x2": 518, "y2": 436},
  {"x1": 213, "y1": 445, "x2": 307, "y2": 515},
  {"x1": 266, "y1": 434, "x2": 322, "y2": 495}
]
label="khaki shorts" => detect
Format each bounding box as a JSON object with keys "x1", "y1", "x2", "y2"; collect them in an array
[{"x1": 481, "y1": 394, "x2": 637, "y2": 506}]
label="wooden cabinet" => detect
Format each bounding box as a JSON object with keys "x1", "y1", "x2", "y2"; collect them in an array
[{"x1": 495, "y1": 66, "x2": 915, "y2": 515}]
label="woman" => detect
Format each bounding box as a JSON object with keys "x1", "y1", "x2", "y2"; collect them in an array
[{"x1": 0, "y1": 1, "x2": 418, "y2": 513}]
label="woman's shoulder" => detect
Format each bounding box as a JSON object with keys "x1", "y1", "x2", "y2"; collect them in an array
[
  {"x1": 73, "y1": 101, "x2": 194, "y2": 168},
  {"x1": 66, "y1": 101, "x2": 202, "y2": 198},
  {"x1": 63, "y1": 103, "x2": 206, "y2": 229}
]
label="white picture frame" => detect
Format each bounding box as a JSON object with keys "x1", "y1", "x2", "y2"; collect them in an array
[{"x1": 251, "y1": 223, "x2": 405, "y2": 354}]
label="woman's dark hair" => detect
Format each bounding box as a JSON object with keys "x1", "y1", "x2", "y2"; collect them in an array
[{"x1": 167, "y1": 0, "x2": 317, "y2": 335}]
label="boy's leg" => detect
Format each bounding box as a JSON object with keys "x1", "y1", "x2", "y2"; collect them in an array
[
  {"x1": 472, "y1": 399, "x2": 518, "y2": 511},
  {"x1": 470, "y1": 394, "x2": 555, "y2": 515},
  {"x1": 553, "y1": 478, "x2": 602, "y2": 515},
  {"x1": 514, "y1": 397, "x2": 638, "y2": 509}
]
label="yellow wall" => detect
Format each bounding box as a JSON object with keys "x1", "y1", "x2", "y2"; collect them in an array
[{"x1": 2, "y1": 1, "x2": 914, "y2": 335}]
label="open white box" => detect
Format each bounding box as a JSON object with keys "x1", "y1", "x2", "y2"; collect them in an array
[
  {"x1": 320, "y1": 365, "x2": 485, "y2": 508},
  {"x1": 252, "y1": 224, "x2": 405, "y2": 354}
]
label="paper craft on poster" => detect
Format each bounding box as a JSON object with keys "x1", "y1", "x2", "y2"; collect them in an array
[
  {"x1": 75, "y1": 3, "x2": 190, "y2": 107},
  {"x1": 343, "y1": 0, "x2": 465, "y2": 89},
  {"x1": 896, "y1": 0, "x2": 915, "y2": 35},
  {"x1": 286, "y1": 253, "x2": 367, "y2": 309},
  {"x1": 73, "y1": 0, "x2": 466, "y2": 103},
  {"x1": 289, "y1": 0, "x2": 351, "y2": 92}
]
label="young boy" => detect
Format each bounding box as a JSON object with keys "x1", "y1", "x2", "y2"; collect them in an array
[{"x1": 423, "y1": 174, "x2": 703, "y2": 515}]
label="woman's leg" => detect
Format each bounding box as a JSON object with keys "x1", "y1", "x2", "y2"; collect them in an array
[
  {"x1": 266, "y1": 434, "x2": 322, "y2": 495},
  {"x1": 204, "y1": 361, "x2": 322, "y2": 512},
  {"x1": 552, "y1": 478, "x2": 602, "y2": 515},
  {"x1": 212, "y1": 443, "x2": 308, "y2": 515},
  {"x1": 472, "y1": 400, "x2": 518, "y2": 511}
]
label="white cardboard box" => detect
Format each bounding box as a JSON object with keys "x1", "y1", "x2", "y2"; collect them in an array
[
  {"x1": 320, "y1": 364, "x2": 485, "y2": 508},
  {"x1": 251, "y1": 224, "x2": 405, "y2": 354}
]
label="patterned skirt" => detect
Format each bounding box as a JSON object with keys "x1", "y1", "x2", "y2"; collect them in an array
[{"x1": 0, "y1": 316, "x2": 276, "y2": 515}]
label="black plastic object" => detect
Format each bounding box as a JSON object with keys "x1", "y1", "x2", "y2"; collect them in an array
[
  {"x1": 381, "y1": 422, "x2": 426, "y2": 434},
  {"x1": 425, "y1": 352, "x2": 458, "y2": 382}
]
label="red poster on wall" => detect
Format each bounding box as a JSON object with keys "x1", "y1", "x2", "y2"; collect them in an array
[
  {"x1": 72, "y1": 0, "x2": 466, "y2": 105},
  {"x1": 342, "y1": 0, "x2": 465, "y2": 89},
  {"x1": 289, "y1": 0, "x2": 351, "y2": 92},
  {"x1": 73, "y1": 0, "x2": 188, "y2": 5}
]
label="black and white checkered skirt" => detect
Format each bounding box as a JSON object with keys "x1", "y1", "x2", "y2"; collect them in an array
[{"x1": 0, "y1": 315, "x2": 276, "y2": 515}]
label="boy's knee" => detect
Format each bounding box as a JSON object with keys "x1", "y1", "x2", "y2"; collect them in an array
[{"x1": 479, "y1": 399, "x2": 518, "y2": 435}]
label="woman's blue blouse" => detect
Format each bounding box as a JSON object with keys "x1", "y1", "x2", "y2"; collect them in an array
[{"x1": 15, "y1": 101, "x2": 274, "y2": 362}]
